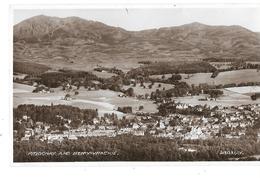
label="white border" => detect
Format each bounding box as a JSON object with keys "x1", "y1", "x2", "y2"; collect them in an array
[{"x1": 2, "y1": 1, "x2": 260, "y2": 177}]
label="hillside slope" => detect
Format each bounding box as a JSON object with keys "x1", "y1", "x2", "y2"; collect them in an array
[{"x1": 14, "y1": 15, "x2": 260, "y2": 70}]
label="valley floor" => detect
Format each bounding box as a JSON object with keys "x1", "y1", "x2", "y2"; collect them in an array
[{"x1": 13, "y1": 83, "x2": 158, "y2": 117}]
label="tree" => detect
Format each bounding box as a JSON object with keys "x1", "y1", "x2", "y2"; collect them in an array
[
  {"x1": 251, "y1": 93, "x2": 260, "y2": 100},
  {"x1": 125, "y1": 87, "x2": 135, "y2": 97},
  {"x1": 118, "y1": 106, "x2": 132, "y2": 113},
  {"x1": 139, "y1": 106, "x2": 144, "y2": 110},
  {"x1": 205, "y1": 89, "x2": 223, "y2": 99},
  {"x1": 161, "y1": 75, "x2": 165, "y2": 80},
  {"x1": 65, "y1": 94, "x2": 71, "y2": 99},
  {"x1": 170, "y1": 74, "x2": 182, "y2": 81}
]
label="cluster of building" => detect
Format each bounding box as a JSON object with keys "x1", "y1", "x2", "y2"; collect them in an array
[{"x1": 14, "y1": 103, "x2": 260, "y2": 143}]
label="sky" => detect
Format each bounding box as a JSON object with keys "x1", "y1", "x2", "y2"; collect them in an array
[{"x1": 14, "y1": 8, "x2": 260, "y2": 32}]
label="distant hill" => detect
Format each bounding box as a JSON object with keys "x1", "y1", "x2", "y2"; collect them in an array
[
  {"x1": 14, "y1": 15, "x2": 130, "y2": 44},
  {"x1": 14, "y1": 15, "x2": 260, "y2": 70}
]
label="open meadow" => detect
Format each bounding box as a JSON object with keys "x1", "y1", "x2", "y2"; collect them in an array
[
  {"x1": 150, "y1": 69, "x2": 260, "y2": 86},
  {"x1": 13, "y1": 83, "x2": 158, "y2": 117},
  {"x1": 174, "y1": 86, "x2": 260, "y2": 107}
]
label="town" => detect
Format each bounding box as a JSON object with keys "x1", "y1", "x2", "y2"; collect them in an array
[{"x1": 14, "y1": 102, "x2": 260, "y2": 145}]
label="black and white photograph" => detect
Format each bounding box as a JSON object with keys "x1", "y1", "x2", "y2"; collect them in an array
[{"x1": 12, "y1": 6, "x2": 260, "y2": 162}]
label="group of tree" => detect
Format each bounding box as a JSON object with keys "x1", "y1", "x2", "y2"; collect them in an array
[
  {"x1": 157, "y1": 101, "x2": 212, "y2": 117},
  {"x1": 204, "y1": 89, "x2": 223, "y2": 99},
  {"x1": 150, "y1": 82, "x2": 190, "y2": 100},
  {"x1": 251, "y1": 93, "x2": 260, "y2": 100},
  {"x1": 128, "y1": 61, "x2": 216, "y2": 77},
  {"x1": 39, "y1": 70, "x2": 98, "y2": 88},
  {"x1": 14, "y1": 104, "x2": 98, "y2": 129},
  {"x1": 94, "y1": 67, "x2": 124, "y2": 76},
  {"x1": 117, "y1": 106, "x2": 132, "y2": 114},
  {"x1": 14, "y1": 61, "x2": 50, "y2": 76},
  {"x1": 13, "y1": 135, "x2": 260, "y2": 162}
]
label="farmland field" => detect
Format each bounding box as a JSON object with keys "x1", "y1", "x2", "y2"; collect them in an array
[
  {"x1": 91, "y1": 70, "x2": 117, "y2": 79},
  {"x1": 150, "y1": 69, "x2": 260, "y2": 86},
  {"x1": 225, "y1": 86, "x2": 260, "y2": 94},
  {"x1": 13, "y1": 73, "x2": 27, "y2": 80},
  {"x1": 182, "y1": 69, "x2": 260, "y2": 85},
  {"x1": 14, "y1": 61, "x2": 50, "y2": 75},
  {"x1": 14, "y1": 83, "x2": 158, "y2": 117},
  {"x1": 134, "y1": 61, "x2": 216, "y2": 75},
  {"x1": 174, "y1": 86, "x2": 260, "y2": 107},
  {"x1": 13, "y1": 83, "x2": 35, "y2": 93}
]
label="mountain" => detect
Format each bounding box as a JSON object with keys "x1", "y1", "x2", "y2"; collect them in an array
[
  {"x1": 14, "y1": 15, "x2": 130, "y2": 43},
  {"x1": 14, "y1": 15, "x2": 260, "y2": 70}
]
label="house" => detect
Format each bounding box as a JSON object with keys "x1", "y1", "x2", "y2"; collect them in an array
[
  {"x1": 68, "y1": 135, "x2": 78, "y2": 140},
  {"x1": 166, "y1": 126, "x2": 174, "y2": 132},
  {"x1": 149, "y1": 130, "x2": 156, "y2": 135},
  {"x1": 175, "y1": 126, "x2": 184, "y2": 132},
  {"x1": 156, "y1": 132, "x2": 170, "y2": 138},
  {"x1": 140, "y1": 124, "x2": 147, "y2": 130},
  {"x1": 238, "y1": 106, "x2": 244, "y2": 110},
  {"x1": 44, "y1": 125, "x2": 51, "y2": 132},
  {"x1": 35, "y1": 127, "x2": 43, "y2": 135},
  {"x1": 21, "y1": 136, "x2": 30, "y2": 141},
  {"x1": 89, "y1": 130, "x2": 116, "y2": 137},
  {"x1": 118, "y1": 128, "x2": 132, "y2": 135},
  {"x1": 240, "y1": 123, "x2": 247, "y2": 128},
  {"x1": 35, "y1": 122, "x2": 44, "y2": 127},
  {"x1": 176, "y1": 103, "x2": 188, "y2": 110},
  {"x1": 237, "y1": 131, "x2": 245, "y2": 136},
  {"x1": 47, "y1": 134, "x2": 64, "y2": 143},
  {"x1": 132, "y1": 123, "x2": 140, "y2": 129},
  {"x1": 93, "y1": 118, "x2": 100, "y2": 125},
  {"x1": 98, "y1": 126, "x2": 106, "y2": 130},
  {"x1": 182, "y1": 117, "x2": 189, "y2": 123},
  {"x1": 159, "y1": 121, "x2": 166, "y2": 129},
  {"x1": 202, "y1": 116, "x2": 208, "y2": 124},
  {"x1": 23, "y1": 130, "x2": 32, "y2": 140},
  {"x1": 105, "y1": 118, "x2": 113, "y2": 124},
  {"x1": 106, "y1": 125, "x2": 117, "y2": 130},
  {"x1": 22, "y1": 115, "x2": 30, "y2": 121},
  {"x1": 87, "y1": 125, "x2": 96, "y2": 131},
  {"x1": 184, "y1": 127, "x2": 203, "y2": 140},
  {"x1": 257, "y1": 133, "x2": 260, "y2": 142},
  {"x1": 64, "y1": 94, "x2": 72, "y2": 101},
  {"x1": 225, "y1": 134, "x2": 234, "y2": 139},
  {"x1": 228, "y1": 122, "x2": 239, "y2": 128},
  {"x1": 173, "y1": 132, "x2": 184, "y2": 139},
  {"x1": 132, "y1": 130, "x2": 145, "y2": 136}
]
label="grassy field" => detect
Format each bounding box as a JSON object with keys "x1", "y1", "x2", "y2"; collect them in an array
[
  {"x1": 182, "y1": 69, "x2": 260, "y2": 86},
  {"x1": 14, "y1": 61, "x2": 50, "y2": 75},
  {"x1": 225, "y1": 86, "x2": 260, "y2": 94},
  {"x1": 13, "y1": 83, "x2": 35, "y2": 93},
  {"x1": 13, "y1": 73, "x2": 27, "y2": 80},
  {"x1": 91, "y1": 70, "x2": 116, "y2": 79},
  {"x1": 174, "y1": 86, "x2": 260, "y2": 107},
  {"x1": 13, "y1": 83, "x2": 158, "y2": 117},
  {"x1": 150, "y1": 69, "x2": 260, "y2": 86},
  {"x1": 136, "y1": 61, "x2": 216, "y2": 75}
]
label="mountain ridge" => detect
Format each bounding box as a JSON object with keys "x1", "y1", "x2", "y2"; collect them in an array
[{"x1": 14, "y1": 15, "x2": 260, "y2": 70}]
